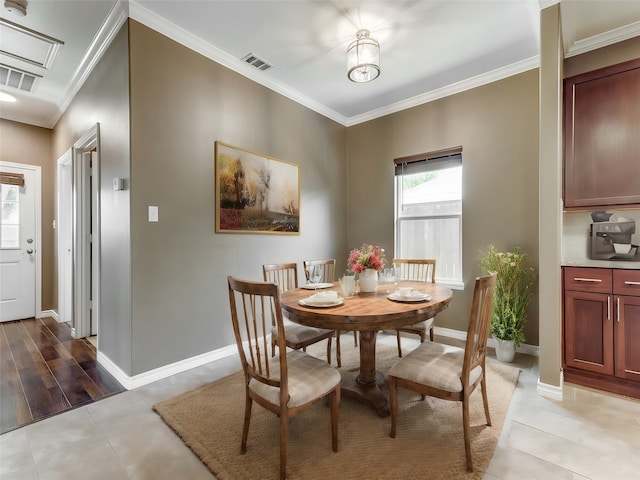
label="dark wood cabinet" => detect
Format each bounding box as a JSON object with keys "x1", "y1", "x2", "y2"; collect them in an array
[
  {"x1": 613, "y1": 269, "x2": 640, "y2": 383},
  {"x1": 563, "y1": 58, "x2": 640, "y2": 209},
  {"x1": 563, "y1": 268, "x2": 613, "y2": 375},
  {"x1": 563, "y1": 267, "x2": 640, "y2": 398}
]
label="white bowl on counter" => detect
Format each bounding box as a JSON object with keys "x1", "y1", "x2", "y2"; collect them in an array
[{"x1": 613, "y1": 243, "x2": 632, "y2": 254}]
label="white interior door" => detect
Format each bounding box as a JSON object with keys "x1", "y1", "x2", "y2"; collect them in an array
[
  {"x1": 72, "y1": 124, "x2": 100, "y2": 339},
  {"x1": 0, "y1": 163, "x2": 40, "y2": 322},
  {"x1": 57, "y1": 150, "x2": 73, "y2": 325},
  {"x1": 90, "y1": 150, "x2": 98, "y2": 336}
]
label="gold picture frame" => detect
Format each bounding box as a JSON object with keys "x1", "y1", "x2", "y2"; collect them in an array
[{"x1": 215, "y1": 141, "x2": 300, "y2": 234}]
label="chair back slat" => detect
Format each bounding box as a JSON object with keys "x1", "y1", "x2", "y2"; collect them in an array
[
  {"x1": 263, "y1": 263, "x2": 298, "y2": 292},
  {"x1": 228, "y1": 276, "x2": 287, "y2": 388},
  {"x1": 393, "y1": 259, "x2": 436, "y2": 283},
  {"x1": 303, "y1": 259, "x2": 336, "y2": 284},
  {"x1": 462, "y1": 274, "x2": 497, "y2": 382}
]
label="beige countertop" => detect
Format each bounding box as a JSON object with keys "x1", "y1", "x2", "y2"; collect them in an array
[{"x1": 562, "y1": 259, "x2": 640, "y2": 269}]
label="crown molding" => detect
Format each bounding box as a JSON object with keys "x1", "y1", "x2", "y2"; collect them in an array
[
  {"x1": 49, "y1": 1, "x2": 128, "y2": 128},
  {"x1": 538, "y1": 0, "x2": 559, "y2": 11},
  {"x1": 128, "y1": 0, "x2": 349, "y2": 126},
  {"x1": 128, "y1": 0, "x2": 542, "y2": 128},
  {"x1": 565, "y1": 20, "x2": 640, "y2": 58},
  {"x1": 346, "y1": 56, "x2": 540, "y2": 127}
]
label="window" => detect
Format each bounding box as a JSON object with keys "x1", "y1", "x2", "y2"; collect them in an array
[
  {"x1": 394, "y1": 147, "x2": 463, "y2": 288},
  {"x1": 1, "y1": 184, "x2": 20, "y2": 249}
]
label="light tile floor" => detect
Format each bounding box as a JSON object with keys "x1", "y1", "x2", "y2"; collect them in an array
[{"x1": 1, "y1": 333, "x2": 639, "y2": 479}]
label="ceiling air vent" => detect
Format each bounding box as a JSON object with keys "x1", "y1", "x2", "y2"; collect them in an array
[
  {"x1": 241, "y1": 53, "x2": 272, "y2": 71},
  {"x1": 0, "y1": 64, "x2": 41, "y2": 92}
]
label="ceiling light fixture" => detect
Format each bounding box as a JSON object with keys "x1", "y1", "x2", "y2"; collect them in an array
[
  {"x1": 4, "y1": 0, "x2": 27, "y2": 16},
  {"x1": 0, "y1": 90, "x2": 17, "y2": 102},
  {"x1": 347, "y1": 29, "x2": 380, "y2": 83}
]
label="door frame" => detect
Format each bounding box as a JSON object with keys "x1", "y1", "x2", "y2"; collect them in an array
[
  {"x1": 0, "y1": 161, "x2": 42, "y2": 319},
  {"x1": 56, "y1": 150, "x2": 73, "y2": 325},
  {"x1": 72, "y1": 124, "x2": 101, "y2": 339}
]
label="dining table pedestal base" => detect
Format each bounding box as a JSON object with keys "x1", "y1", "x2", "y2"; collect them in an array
[
  {"x1": 340, "y1": 370, "x2": 389, "y2": 417},
  {"x1": 339, "y1": 329, "x2": 390, "y2": 417}
]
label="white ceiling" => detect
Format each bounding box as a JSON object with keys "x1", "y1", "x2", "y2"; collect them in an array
[{"x1": 1, "y1": 0, "x2": 639, "y2": 129}]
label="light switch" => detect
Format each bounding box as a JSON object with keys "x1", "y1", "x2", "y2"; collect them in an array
[{"x1": 148, "y1": 206, "x2": 159, "y2": 222}]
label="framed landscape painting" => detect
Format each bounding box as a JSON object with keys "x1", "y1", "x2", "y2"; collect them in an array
[{"x1": 215, "y1": 141, "x2": 300, "y2": 234}]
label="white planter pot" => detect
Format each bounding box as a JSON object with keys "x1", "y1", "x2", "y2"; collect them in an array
[
  {"x1": 494, "y1": 337, "x2": 516, "y2": 363},
  {"x1": 358, "y1": 269, "x2": 379, "y2": 293}
]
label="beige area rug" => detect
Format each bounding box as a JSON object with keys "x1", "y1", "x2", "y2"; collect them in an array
[{"x1": 153, "y1": 340, "x2": 520, "y2": 479}]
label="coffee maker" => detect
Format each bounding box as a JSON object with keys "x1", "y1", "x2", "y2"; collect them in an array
[{"x1": 589, "y1": 219, "x2": 639, "y2": 260}]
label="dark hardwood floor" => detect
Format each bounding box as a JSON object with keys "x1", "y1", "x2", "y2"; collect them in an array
[{"x1": 0, "y1": 317, "x2": 125, "y2": 434}]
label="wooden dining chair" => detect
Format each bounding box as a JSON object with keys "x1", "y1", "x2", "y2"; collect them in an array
[
  {"x1": 263, "y1": 263, "x2": 340, "y2": 367},
  {"x1": 388, "y1": 273, "x2": 497, "y2": 472},
  {"x1": 302, "y1": 258, "x2": 336, "y2": 286},
  {"x1": 303, "y1": 259, "x2": 352, "y2": 360},
  {"x1": 393, "y1": 258, "x2": 437, "y2": 357},
  {"x1": 227, "y1": 276, "x2": 340, "y2": 480}
]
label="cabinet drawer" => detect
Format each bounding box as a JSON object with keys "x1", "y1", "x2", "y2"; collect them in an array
[
  {"x1": 613, "y1": 269, "x2": 640, "y2": 296},
  {"x1": 564, "y1": 267, "x2": 612, "y2": 293}
]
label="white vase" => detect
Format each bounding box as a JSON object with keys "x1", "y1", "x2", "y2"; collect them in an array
[
  {"x1": 494, "y1": 337, "x2": 516, "y2": 363},
  {"x1": 358, "y1": 269, "x2": 379, "y2": 293}
]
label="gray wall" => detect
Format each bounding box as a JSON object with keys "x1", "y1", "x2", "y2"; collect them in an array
[
  {"x1": 127, "y1": 21, "x2": 347, "y2": 374},
  {"x1": 347, "y1": 70, "x2": 541, "y2": 344},
  {"x1": 52, "y1": 23, "x2": 132, "y2": 374}
]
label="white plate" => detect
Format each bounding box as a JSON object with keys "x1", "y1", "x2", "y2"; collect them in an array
[
  {"x1": 301, "y1": 283, "x2": 334, "y2": 290},
  {"x1": 387, "y1": 292, "x2": 432, "y2": 303},
  {"x1": 298, "y1": 298, "x2": 344, "y2": 308}
]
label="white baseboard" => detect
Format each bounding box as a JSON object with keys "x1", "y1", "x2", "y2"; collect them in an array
[
  {"x1": 98, "y1": 327, "x2": 540, "y2": 392},
  {"x1": 537, "y1": 375, "x2": 564, "y2": 401},
  {"x1": 435, "y1": 326, "x2": 540, "y2": 357},
  {"x1": 39, "y1": 309, "x2": 59, "y2": 321},
  {"x1": 97, "y1": 343, "x2": 238, "y2": 391}
]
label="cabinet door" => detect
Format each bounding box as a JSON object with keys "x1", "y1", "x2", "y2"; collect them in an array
[
  {"x1": 615, "y1": 295, "x2": 640, "y2": 382},
  {"x1": 564, "y1": 58, "x2": 640, "y2": 208},
  {"x1": 564, "y1": 290, "x2": 614, "y2": 375}
]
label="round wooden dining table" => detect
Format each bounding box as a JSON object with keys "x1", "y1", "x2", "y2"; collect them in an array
[{"x1": 280, "y1": 280, "x2": 453, "y2": 417}]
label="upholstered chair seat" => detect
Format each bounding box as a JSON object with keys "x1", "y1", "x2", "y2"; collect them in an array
[
  {"x1": 249, "y1": 350, "x2": 341, "y2": 407},
  {"x1": 389, "y1": 342, "x2": 482, "y2": 393}
]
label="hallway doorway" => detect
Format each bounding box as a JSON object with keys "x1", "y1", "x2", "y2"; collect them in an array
[{"x1": 56, "y1": 124, "x2": 100, "y2": 342}]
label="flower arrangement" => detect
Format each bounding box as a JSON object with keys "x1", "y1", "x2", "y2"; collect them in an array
[
  {"x1": 479, "y1": 244, "x2": 535, "y2": 346},
  {"x1": 347, "y1": 244, "x2": 386, "y2": 273}
]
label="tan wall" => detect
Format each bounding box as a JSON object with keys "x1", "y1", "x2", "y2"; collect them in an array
[
  {"x1": 538, "y1": 3, "x2": 563, "y2": 388},
  {"x1": 0, "y1": 119, "x2": 54, "y2": 311},
  {"x1": 128, "y1": 21, "x2": 347, "y2": 374},
  {"x1": 11, "y1": 14, "x2": 638, "y2": 379},
  {"x1": 347, "y1": 70, "x2": 540, "y2": 344}
]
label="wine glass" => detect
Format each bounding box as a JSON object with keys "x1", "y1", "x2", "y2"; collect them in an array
[
  {"x1": 380, "y1": 267, "x2": 398, "y2": 293},
  {"x1": 311, "y1": 265, "x2": 323, "y2": 289}
]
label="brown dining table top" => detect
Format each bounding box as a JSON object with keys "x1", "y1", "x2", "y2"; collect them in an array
[{"x1": 279, "y1": 280, "x2": 453, "y2": 332}]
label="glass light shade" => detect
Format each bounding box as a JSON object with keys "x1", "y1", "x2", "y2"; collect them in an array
[
  {"x1": 0, "y1": 91, "x2": 16, "y2": 102},
  {"x1": 347, "y1": 29, "x2": 380, "y2": 83}
]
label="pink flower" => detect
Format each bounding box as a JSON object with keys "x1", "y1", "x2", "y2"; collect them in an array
[{"x1": 347, "y1": 244, "x2": 386, "y2": 273}]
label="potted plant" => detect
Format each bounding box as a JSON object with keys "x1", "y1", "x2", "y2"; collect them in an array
[
  {"x1": 347, "y1": 244, "x2": 386, "y2": 292},
  {"x1": 479, "y1": 244, "x2": 535, "y2": 362}
]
